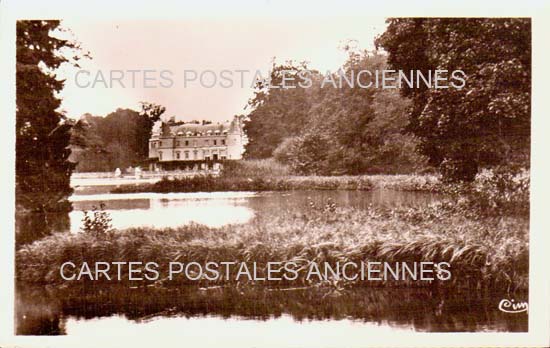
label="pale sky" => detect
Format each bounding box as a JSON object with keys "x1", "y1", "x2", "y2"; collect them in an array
[{"x1": 56, "y1": 17, "x2": 387, "y2": 122}]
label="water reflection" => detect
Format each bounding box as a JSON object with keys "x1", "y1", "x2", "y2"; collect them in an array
[
  {"x1": 65, "y1": 189, "x2": 440, "y2": 233},
  {"x1": 15, "y1": 190, "x2": 439, "y2": 246},
  {"x1": 70, "y1": 196, "x2": 255, "y2": 230},
  {"x1": 16, "y1": 284, "x2": 527, "y2": 335},
  {"x1": 64, "y1": 315, "x2": 413, "y2": 344}
]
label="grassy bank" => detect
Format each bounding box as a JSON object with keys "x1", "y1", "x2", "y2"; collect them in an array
[
  {"x1": 111, "y1": 174, "x2": 374, "y2": 193},
  {"x1": 109, "y1": 159, "x2": 446, "y2": 194},
  {"x1": 110, "y1": 174, "x2": 446, "y2": 194},
  {"x1": 17, "y1": 200, "x2": 528, "y2": 291}
]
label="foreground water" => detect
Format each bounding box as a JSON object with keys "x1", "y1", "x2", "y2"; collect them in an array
[
  {"x1": 15, "y1": 187, "x2": 528, "y2": 334},
  {"x1": 16, "y1": 285, "x2": 527, "y2": 335}
]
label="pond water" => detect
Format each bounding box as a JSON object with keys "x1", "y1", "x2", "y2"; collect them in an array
[
  {"x1": 16, "y1": 284, "x2": 527, "y2": 336},
  {"x1": 15, "y1": 187, "x2": 528, "y2": 336},
  {"x1": 66, "y1": 188, "x2": 440, "y2": 232}
]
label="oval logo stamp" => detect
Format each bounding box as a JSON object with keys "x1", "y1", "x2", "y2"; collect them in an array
[{"x1": 499, "y1": 299, "x2": 529, "y2": 313}]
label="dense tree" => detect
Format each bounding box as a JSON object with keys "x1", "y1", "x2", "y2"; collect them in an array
[
  {"x1": 70, "y1": 103, "x2": 164, "y2": 172},
  {"x1": 376, "y1": 18, "x2": 531, "y2": 181},
  {"x1": 16, "y1": 20, "x2": 82, "y2": 212},
  {"x1": 247, "y1": 52, "x2": 425, "y2": 175},
  {"x1": 137, "y1": 102, "x2": 165, "y2": 160},
  {"x1": 244, "y1": 61, "x2": 316, "y2": 159}
]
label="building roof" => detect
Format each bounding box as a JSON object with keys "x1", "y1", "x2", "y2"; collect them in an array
[
  {"x1": 170, "y1": 122, "x2": 230, "y2": 136},
  {"x1": 152, "y1": 117, "x2": 243, "y2": 137}
]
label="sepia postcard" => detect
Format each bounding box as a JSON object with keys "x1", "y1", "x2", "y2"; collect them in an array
[{"x1": 1, "y1": 0, "x2": 550, "y2": 347}]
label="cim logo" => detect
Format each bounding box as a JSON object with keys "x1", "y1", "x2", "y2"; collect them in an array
[{"x1": 498, "y1": 299, "x2": 528, "y2": 314}]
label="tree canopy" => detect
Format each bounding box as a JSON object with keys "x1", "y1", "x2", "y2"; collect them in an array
[
  {"x1": 244, "y1": 52, "x2": 426, "y2": 175},
  {"x1": 70, "y1": 103, "x2": 164, "y2": 172},
  {"x1": 375, "y1": 18, "x2": 531, "y2": 181},
  {"x1": 16, "y1": 20, "x2": 79, "y2": 212}
]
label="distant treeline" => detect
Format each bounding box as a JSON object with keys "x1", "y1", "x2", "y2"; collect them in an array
[
  {"x1": 70, "y1": 108, "x2": 157, "y2": 172},
  {"x1": 245, "y1": 18, "x2": 531, "y2": 181}
]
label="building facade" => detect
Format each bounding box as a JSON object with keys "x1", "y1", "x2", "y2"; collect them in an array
[{"x1": 148, "y1": 116, "x2": 245, "y2": 171}]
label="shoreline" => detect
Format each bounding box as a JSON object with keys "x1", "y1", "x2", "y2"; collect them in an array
[
  {"x1": 103, "y1": 174, "x2": 442, "y2": 194},
  {"x1": 16, "y1": 204, "x2": 528, "y2": 291}
]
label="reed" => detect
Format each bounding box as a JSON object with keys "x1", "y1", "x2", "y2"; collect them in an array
[
  {"x1": 111, "y1": 174, "x2": 374, "y2": 193},
  {"x1": 17, "y1": 201, "x2": 528, "y2": 291},
  {"x1": 367, "y1": 174, "x2": 443, "y2": 192},
  {"x1": 221, "y1": 158, "x2": 292, "y2": 177}
]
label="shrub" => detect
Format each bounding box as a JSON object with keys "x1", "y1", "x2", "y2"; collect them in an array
[
  {"x1": 80, "y1": 203, "x2": 113, "y2": 237},
  {"x1": 439, "y1": 159, "x2": 479, "y2": 183},
  {"x1": 444, "y1": 166, "x2": 530, "y2": 218}
]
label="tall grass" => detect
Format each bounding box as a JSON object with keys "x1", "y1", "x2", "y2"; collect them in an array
[
  {"x1": 110, "y1": 159, "x2": 445, "y2": 194},
  {"x1": 17, "y1": 201, "x2": 528, "y2": 291},
  {"x1": 111, "y1": 174, "x2": 374, "y2": 193},
  {"x1": 221, "y1": 158, "x2": 292, "y2": 178},
  {"x1": 368, "y1": 174, "x2": 443, "y2": 192}
]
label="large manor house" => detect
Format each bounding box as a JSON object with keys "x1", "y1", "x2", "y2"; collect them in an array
[{"x1": 148, "y1": 115, "x2": 246, "y2": 171}]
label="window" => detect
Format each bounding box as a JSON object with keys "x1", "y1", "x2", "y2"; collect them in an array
[
  {"x1": 176, "y1": 151, "x2": 180, "y2": 159},
  {"x1": 185, "y1": 140, "x2": 189, "y2": 146},
  {"x1": 222, "y1": 139, "x2": 226, "y2": 145},
  {"x1": 159, "y1": 141, "x2": 163, "y2": 147},
  {"x1": 158, "y1": 151, "x2": 162, "y2": 160},
  {"x1": 193, "y1": 150, "x2": 197, "y2": 159},
  {"x1": 213, "y1": 140, "x2": 217, "y2": 146},
  {"x1": 150, "y1": 142, "x2": 155, "y2": 148},
  {"x1": 185, "y1": 151, "x2": 189, "y2": 159},
  {"x1": 176, "y1": 141, "x2": 180, "y2": 147},
  {"x1": 205, "y1": 156, "x2": 211, "y2": 161},
  {"x1": 221, "y1": 156, "x2": 226, "y2": 160}
]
